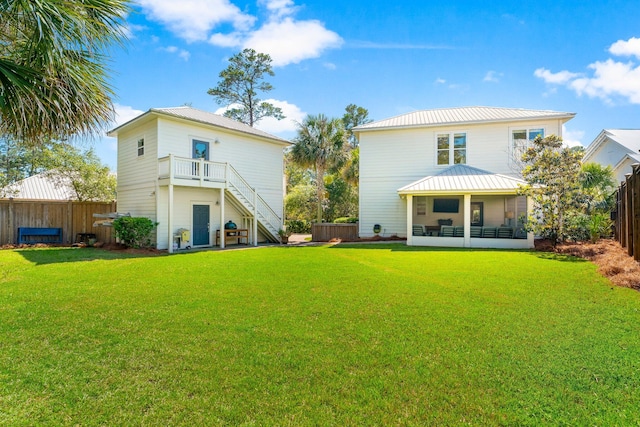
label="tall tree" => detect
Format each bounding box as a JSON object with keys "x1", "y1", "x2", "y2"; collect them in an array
[
  {"x1": 0, "y1": 0, "x2": 129, "y2": 143},
  {"x1": 518, "y1": 135, "x2": 583, "y2": 246},
  {"x1": 207, "y1": 49, "x2": 284, "y2": 127},
  {"x1": 44, "y1": 143, "x2": 116, "y2": 202},
  {"x1": 342, "y1": 104, "x2": 372, "y2": 148},
  {"x1": 290, "y1": 114, "x2": 346, "y2": 222}
]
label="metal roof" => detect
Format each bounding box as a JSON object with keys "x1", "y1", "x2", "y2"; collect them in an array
[
  {"x1": 398, "y1": 164, "x2": 527, "y2": 194},
  {"x1": 109, "y1": 106, "x2": 291, "y2": 145},
  {"x1": 355, "y1": 106, "x2": 576, "y2": 132},
  {"x1": 2, "y1": 173, "x2": 75, "y2": 200},
  {"x1": 585, "y1": 129, "x2": 640, "y2": 161}
]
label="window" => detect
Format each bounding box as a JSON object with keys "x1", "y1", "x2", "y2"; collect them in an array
[
  {"x1": 433, "y1": 198, "x2": 459, "y2": 213},
  {"x1": 511, "y1": 128, "x2": 544, "y2": 164},
  {"x1": 137, "y1": 138, "x2": 144, "y2": 156},
  {"x1": 437, "y1": 132, "x2": 466, "y2": 165},
  {"x1": 192, "y1": 139, "x2": 209, "y2": 160}
]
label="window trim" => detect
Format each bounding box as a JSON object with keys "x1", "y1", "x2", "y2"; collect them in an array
[
  {"x1": 509, "y1": 126, "x2": 545, "y2": 166},
  {"x1": 191, "y1": 137, "x2": 211, "y2": 161},
  {"x1": 435, "y1": 131, "x2": 467, "y2": 166},
  {"x1": 136, "y1": 137, "x2": 145, "y2": 157}
]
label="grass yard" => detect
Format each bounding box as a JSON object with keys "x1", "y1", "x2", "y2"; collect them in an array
[{"x1": 1, "y1": 244, "x2": 640, "y2": 425}]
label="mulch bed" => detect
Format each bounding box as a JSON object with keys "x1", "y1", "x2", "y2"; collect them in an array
[{"x1": 536, "y1": 239, "x2": 640, "y2": 290}]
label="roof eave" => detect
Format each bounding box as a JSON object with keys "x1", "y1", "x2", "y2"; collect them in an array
[{"x1": 355, "y1": 113, "x2": 576, "y2": 134}]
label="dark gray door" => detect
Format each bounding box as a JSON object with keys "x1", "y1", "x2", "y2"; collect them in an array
[{"x1": 193, "y1": 204, "x2": 210, "y2": 246}]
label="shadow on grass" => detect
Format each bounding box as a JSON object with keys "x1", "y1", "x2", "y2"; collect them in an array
[
  {"x1": 15, "y1": 247, "x2": 165, "y2": 265},
  {"x1": 328, "y1": 242, "x2": 588, "y2": 262}
]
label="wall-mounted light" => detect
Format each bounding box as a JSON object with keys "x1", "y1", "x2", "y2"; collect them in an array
[
  {"x1": 149, "y1": 191, "x2": 156, "y2": 197},
  {"x1": 216, "y1": 200, "x2": 220, "y2": 205},
  {"x1": 214, "y1": 138, "x2": 220, "y2": 144}
]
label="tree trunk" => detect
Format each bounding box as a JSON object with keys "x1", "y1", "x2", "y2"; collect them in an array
[{"x1": 316, "y1": 164, "x2": 325, "y2": 223}]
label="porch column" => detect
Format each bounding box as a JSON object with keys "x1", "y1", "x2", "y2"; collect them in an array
[
  {"x1": 253, "y1": 189, "x2": 258, "y2": 247},
  {"x1": 526, "y1": 196, "x2": 535, "y2": 248},
  {"x1": 463, "y1": 194, "x2": 471, "y2": 248},
  {"x1": 168, "y1": 184, "x2": 174, "y2": 254},
  {"x1": 220, "y1": 189, "x2": 225, "y2": 249},
  {"x1": 406, "y1": 195, "x2": 413, "y2": 245}
]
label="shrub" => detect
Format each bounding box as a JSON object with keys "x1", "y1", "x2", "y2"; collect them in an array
[
  {"x1": 334, "y1": 217, "x2": 358, "y2": 224},
  {"x1": 285, "y1": 219, "x2": 311, "y2": 233},
  {"x1": 113, "y1": 217, "x2": 157, "y2": 248}
]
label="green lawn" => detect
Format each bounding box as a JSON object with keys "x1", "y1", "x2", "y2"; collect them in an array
[{"x1": 1, "y1": 244, "x2": 639, "y2": 425}]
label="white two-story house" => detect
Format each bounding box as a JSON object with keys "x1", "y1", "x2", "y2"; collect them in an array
[
  {"x1": 108, "y1": 107, "x2": 289, "y2": 253},
  {"x1": 354, "y1": 106, "x2": 575, "y2": 248}
]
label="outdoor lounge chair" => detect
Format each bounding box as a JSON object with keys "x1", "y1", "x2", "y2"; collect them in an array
[
  {"x1": 497, "y1": 227, "x2": 514, "y2": 238},
  {"x1": 470, "y1": 226, "x2": 482, "y2": 238},
  {"x1": 440, "y1": 225, "x2": 455, "y2": 237},
  {"x1": 453, "y1": 226, "x2": 464, "y2": 237},
  {"x1": 482, "y1": 227, "x2": 497, "y2": 238},
  {"x1": 412, "y1": 225, "x2": 425, "y2": 236}
]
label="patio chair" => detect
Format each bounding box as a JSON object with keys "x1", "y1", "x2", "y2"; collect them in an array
[
  {"x1": 497, "y1": 227, "x2": 514, "y2": 238},
  {"x1": 482, "y1": 227, "x2": 497, "y2": 238},
  {"x1": 470, "y1": 226, "x2": 482, "y2": 238},
  {"x1": 412, "y1": 225, "x2": 425, "y2": 236},
  {"x1": 453, "y1": 226, "x2": 464, "y2": 237},
  {"x1": 440, "y1": 225, "x2": 455, "y2": 237}
]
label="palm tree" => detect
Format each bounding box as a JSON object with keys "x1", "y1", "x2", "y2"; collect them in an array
[
  {"x1": 290, "y1": 114, "x2": 346, "y2": 223},
  {"x1": 0, "y1": 0, "x2": 129, "y2": 143}
]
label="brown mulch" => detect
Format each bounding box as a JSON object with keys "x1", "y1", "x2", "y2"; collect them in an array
[{"x1": 536, "y1": 239, "x2": 640, "y2": 290}]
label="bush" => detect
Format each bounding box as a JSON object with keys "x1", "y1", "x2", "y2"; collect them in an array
[
  {"x1": 113, "y1": 217, "x2": 157, "y2": 248},
  {"x1": 285, "y1": 219, "x2": 311, "y2": 233},
  {"x1": 333, "y1": 217, "x2": 359, "y2": 224}
]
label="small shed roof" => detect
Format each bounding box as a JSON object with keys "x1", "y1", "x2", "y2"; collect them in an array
[
  {"x1": 355, "y1": 106, "x2": 575, "y2": 132},
  {"x1": 2, "y1": 173, "x2": 75, "y2": 200},
  {"x1": 108, "y1": 106, "x2": 290, "y2": 145},
  {"x1": 398, "y1": 164, "x2": 527, "y2": 194}
]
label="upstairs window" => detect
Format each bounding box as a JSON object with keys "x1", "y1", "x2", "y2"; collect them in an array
[
  {"x1": 511, "y1": 128, "x2": 544, "y2": 167},
  {"x1": 437, "y1": 132, "x2": 466, "y2": 165},
  {"x1": 137, "y1": 138, "x2": 144, "y2": 157},
  {"x1": 192, "y1": 139, "x2": 209, "y2": 161}
]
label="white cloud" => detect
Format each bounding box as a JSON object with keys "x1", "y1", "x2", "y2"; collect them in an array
[
  {"x1": 561, "y1": 125, "x2": 585, "y2": 148},
  {"x1": 323, "y1": 62, "x2": 336, "y2": 70},
  {"x1": 609, "y1": 37, "x2": 640, "y2": 59},
  {"x1": 161, "y1": 46, "x2": 191, "y2": 61},
  {"x1": 534, "y1": 68, "x2": 580, "y2": 84},
  {"x1": 535, "y1": 37, "x2": 640, "y2": 104},
  {"x1": 483, "y1": 70, "x2": 503, "y2": 83},
  {"x1": 215, "y1": 99, "x2": 305, "y2": 136},
  {"x1": 137, "y1": 0, "x2": 342, "y2": 67},
  {"x1": 434, "y1": 78, "x2": 446, "y2": 84},
  {"x1": 136, "y1": 0, "x2": 255, "y2": 42},
  {"x1": 113, "y1": 104, "x2": 145, "y2": 128},
  {"x1": 241, "y1": 17, "x2": 343, "y2": 66}
]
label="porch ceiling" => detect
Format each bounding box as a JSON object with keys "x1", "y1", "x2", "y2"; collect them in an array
[{"x1": 398, "y1": 164, "x2": 527, "y2": 195}]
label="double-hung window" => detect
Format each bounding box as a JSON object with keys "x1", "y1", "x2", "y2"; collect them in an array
[
  {"x1": 137, "y1": 138, "x2": 144, "y2": 157},
  {"x1": 437, "y1": 132, "x2": 466, "y2": 166},
  {"x1": 511, "y1": 128, "x2": 544, "y2": 165}
]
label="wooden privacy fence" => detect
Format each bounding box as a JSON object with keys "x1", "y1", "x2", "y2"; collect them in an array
[
  {"x1": 615, "y1": 163, "x2": 640, "y2": 261},
  {"x1": 312, "y1": 223, "x2": 358, "y2": 242},
  {"x1": 0, "y1": 200, "x2": 117, "y2": 245}
]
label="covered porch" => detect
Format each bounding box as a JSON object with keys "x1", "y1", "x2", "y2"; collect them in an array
[{"x1": 399, "y1": 165, "x2": 534, "y2": 249}]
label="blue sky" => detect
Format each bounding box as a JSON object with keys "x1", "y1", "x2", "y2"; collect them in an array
[{"x1": 93, "y1": 0, "x2": 640, "y2": 169}]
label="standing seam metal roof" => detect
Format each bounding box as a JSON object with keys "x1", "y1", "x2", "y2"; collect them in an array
[
  {"x1": 355, "y1": 106, "x2": 575, "y2": 131},
  {"x1": 398, "y1": 164, "x2": 527, "y2": 193}
]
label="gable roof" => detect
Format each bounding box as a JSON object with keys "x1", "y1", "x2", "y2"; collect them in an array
[
  {"x1": 108, "y1": 106, "x2": 290, "y2": 145},
  {"x1": 1, "y1": 173, "x2": 75, "y2": 200},
  {"x1": 355, "y1": 106, "x2": 575, "y2": 132},
  {"x1": 584, "y1": 129, "x2": 640, "y2": 161},
  {"x1": 398, "y1": 164, "x2": 527, "y2": 194}
]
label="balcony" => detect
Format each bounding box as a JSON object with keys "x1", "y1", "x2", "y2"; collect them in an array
[{"x1": 158, "y1": 155, "x2": 227, "y2": 188}]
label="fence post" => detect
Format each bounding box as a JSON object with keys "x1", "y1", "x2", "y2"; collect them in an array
[
  {"x1": 633, "y1": 164, "x2": 640, "y2": 261},
  {"x1": 625, "y1": 173, "x2": 634, "y2": 257}
]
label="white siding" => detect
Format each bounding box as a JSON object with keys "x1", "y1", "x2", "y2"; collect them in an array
[
  {"x1": 156, "y1": 118, "x2": 285, "y2": 219},
  {"x1": 359, "y1": 119, "x2": 565, "y2": 237},
  {"x1": 586, "y1": 141, "x2": 635, "y2": 184},
  {"x1": 117, "y1": 119, "x2": 158, "y2": 221}
]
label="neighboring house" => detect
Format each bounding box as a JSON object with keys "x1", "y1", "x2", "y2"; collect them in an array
[
  {"x1": 108, "y1": 106, "x2": 289, "y2": 252},
  {"x1": 354, "y1": 106, "x2": 575, "y2": 248},
  {"x1": 1, "y1": 173, "x2": 75, "y2": 200},
  {"x1": 583, "y1": 129, "x2": 640, "y2": 185}
]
